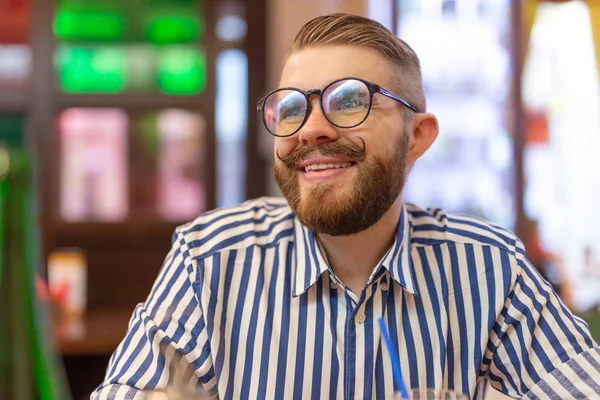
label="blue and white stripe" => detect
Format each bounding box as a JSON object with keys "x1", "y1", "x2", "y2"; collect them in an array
[{"x1": 92, "y1": 197, "x2": 600, "y2": 399}]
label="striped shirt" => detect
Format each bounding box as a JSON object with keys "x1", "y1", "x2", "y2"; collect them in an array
[{"x1": 93, "y1": 197, "x2": 600, "y2": 399}]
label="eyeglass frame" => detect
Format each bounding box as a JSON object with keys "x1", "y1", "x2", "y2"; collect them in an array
[{"x1": 256, "y1": 76, "x2": 421, "y2": 137}]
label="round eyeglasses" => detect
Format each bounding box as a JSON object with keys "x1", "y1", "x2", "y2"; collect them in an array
[{"x1": 256, "y1": 77, "x2": 420, "y2": 137}]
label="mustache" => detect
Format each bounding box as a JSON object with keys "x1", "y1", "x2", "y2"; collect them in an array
[{"x1": 276, "y1": 137, "x2": 367, "y2": 169}]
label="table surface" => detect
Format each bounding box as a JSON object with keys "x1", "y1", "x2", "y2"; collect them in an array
[{"x1": 56, "y1": 309, "x2": 132, "y2": 356}]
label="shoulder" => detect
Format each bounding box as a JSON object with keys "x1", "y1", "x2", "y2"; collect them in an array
[
  {"x1": 406, "y1": 203, "x2": 517, "y2": 254},
  {"x1": 174, "y1": 197, "x2": 295, "y2": 260},
  {"x1": 406, "y1": 203, "x2": 522, "y2": 293}
]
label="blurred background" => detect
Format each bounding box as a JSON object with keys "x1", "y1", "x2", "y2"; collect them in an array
[{"x1": 1, "y1": 0, "x2": 600, "y2": 398}]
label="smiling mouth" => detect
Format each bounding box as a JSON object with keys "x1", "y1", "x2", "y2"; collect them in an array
[{"x1": 302, "y1": 162, "x2": 356, "y2": 172}]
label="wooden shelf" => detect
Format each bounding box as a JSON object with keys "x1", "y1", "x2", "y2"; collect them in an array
[
  {"x1": 0, "y1": 91, "x2": 28, "y2": 111},
  {"x1": 56, "y1": 309, "x2": 133, "y2": 356},
  {"x1": 53, "y1": 220, "x2": 180, "y2": 246},
  {"x1": 55, "y1": 93, "x2": 207, "y2": 109}
]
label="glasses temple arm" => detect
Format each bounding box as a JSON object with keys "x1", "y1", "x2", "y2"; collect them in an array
[{"x1": 378, "y1": 87, "x2": 420, "y2": 113}]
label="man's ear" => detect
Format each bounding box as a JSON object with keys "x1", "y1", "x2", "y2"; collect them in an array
[{"x1": 407, "y1": 113, "x2": 439, "y2": 164}]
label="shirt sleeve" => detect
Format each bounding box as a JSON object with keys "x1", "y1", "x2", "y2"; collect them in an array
[
  {"x1": 486, "y1": 239, "x2": 600, "y2": 399},
  {"x1": 91, "y1": 230, "x2": 216, "y2": 400}
]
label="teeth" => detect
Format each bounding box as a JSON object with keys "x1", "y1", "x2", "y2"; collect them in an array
[{"x1": 304, "y1": 162, "x2": 353, "y2": 172}]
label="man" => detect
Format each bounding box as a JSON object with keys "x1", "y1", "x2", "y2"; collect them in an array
[{"x1": 93, "y1": 14, "x2": 600, "y2": 400}]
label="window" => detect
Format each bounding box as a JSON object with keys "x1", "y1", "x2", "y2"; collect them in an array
[
  {"x1": 396, "y1": 0, "x2": 514, "y2": 228},
  {"x1": 131, "y1": 109, "x2": 206, "y2": 220},
  {"x1": 216, "y1": 50, "x2": 247, "y2": 207},
  {"x1": 59, "y1": 108, "x2": 128, "y2": 222},
  {"x1": 522, "y1": 0, "x2": 600, "y2": 311},
  {"x1": 215, "y1": 1, "x2": 249, "y2": 207}
]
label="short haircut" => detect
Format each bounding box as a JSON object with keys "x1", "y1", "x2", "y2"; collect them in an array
[{"x1": 292, "y1": 13, "x2": 426, "y2": 113}]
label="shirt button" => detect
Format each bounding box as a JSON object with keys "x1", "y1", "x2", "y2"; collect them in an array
[
  {"x1": 381, "y1": 282, "x2": 389, "y2": 291},
  {"x1": 330, "y1": 281, "x2": 337, "y2": 289},
  {"x1": 356, "y1": 313, "x2": 366, "y2": 324}
]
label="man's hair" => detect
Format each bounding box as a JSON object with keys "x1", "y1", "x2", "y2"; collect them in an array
[{"x1": 292, "y1": 13, "x2": 426, "y2": 113}]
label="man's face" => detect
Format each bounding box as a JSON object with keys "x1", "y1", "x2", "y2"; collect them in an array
[{"x1": 273, "y1": 45, "x2": 413, "y2": 236}]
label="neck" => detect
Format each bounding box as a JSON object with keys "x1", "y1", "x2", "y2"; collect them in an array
[{"x1": 317, "y1": 197, "x2": 403, "y2": 295}]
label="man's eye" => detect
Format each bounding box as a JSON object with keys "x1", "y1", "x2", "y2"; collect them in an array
[
  {"x1": 340, "y1": 98, "x2": 360, "y2": 109},
  {"x1": 280, "y1": 106, "x2": 304, "y2": 119}
]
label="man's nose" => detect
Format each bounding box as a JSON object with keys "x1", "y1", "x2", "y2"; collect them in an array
[{"x1": 297, "y1": 98, "x2": 340, "y2": 146}]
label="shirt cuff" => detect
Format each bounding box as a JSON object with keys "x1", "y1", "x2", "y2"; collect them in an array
[
  {"x1": 90, "y1": 384, "x2": 144, "y2": 400},
  {"x1": 523, "y1": 346, "x2": 600, "y2": 399}
]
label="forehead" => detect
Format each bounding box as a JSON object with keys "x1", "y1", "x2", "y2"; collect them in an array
[{"x1": 279, "y1": 45, "x2": 394, "y2": 90}]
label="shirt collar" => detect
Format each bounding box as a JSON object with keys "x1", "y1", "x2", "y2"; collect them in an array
[
  {"x1": 379, "y1": 206, "x2": 418, "y2": 295},
  {"x1": 291, "y1": 205, "x2": 417, "y2": 297},
  {"x1": 291, "y1": 217, "x2": 330, "y2": 297}
]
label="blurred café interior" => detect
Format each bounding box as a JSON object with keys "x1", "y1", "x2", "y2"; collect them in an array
[{"x1": 2, "y1": 0, "x2": 600, "y2": 398}]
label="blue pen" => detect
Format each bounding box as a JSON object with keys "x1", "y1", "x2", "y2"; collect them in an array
[{"x1": 378, "y1": 317, "x2": 409, "y2": 399}]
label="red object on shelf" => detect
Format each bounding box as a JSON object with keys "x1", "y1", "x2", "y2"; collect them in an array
[
  {"x1": 526, "y1": 110, "x2": 550, "y2": 144},
  {"x1": 35, "y1": 274, "x2": 50, "y2": 301},
  {"x1": 35, "y1": 273, "x2": 68, "y2": 305},
  {"x1": 0, "y1": 0, "x2": 29, "y2": 44}
]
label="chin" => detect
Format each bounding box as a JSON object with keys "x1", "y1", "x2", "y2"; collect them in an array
[{"x1": 300, "y1": 181, "x2": 350, "y2": 201}]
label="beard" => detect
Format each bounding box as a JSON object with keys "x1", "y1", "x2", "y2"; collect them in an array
[{"x1": 274, "y1": 130, "x2": 410, "y2": 236}]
